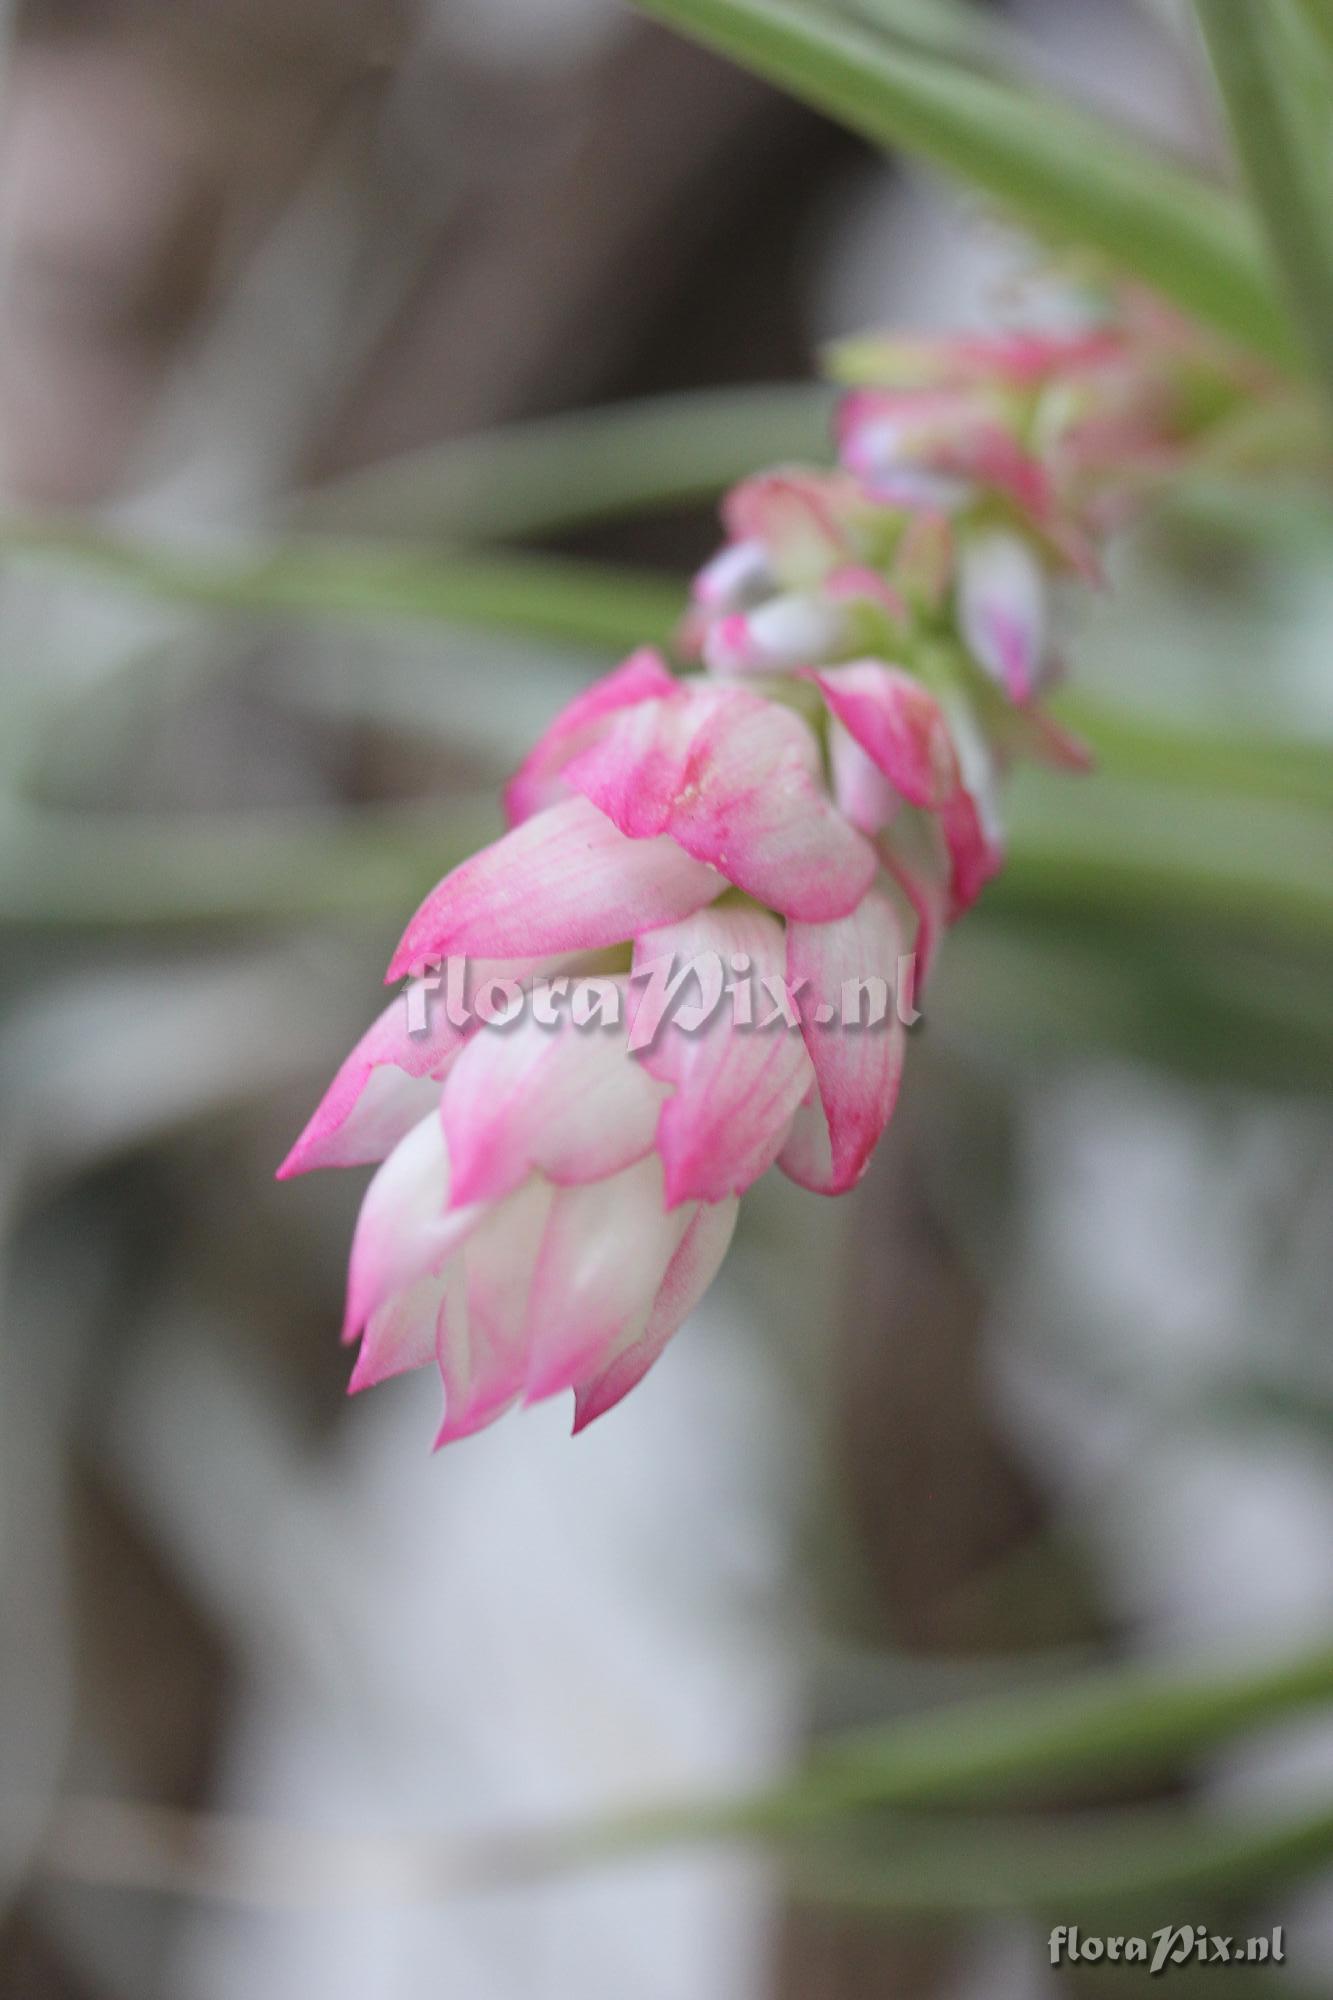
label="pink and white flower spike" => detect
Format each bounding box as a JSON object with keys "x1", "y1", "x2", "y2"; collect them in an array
[{"x1": 283, "y1": 288, "x2": 1248, "y2": 1446}]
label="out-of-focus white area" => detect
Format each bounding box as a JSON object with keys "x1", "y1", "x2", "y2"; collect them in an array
[
  {"x1": 998, "y1": 1070, "x2": 1333, "y2": 1986},
  {"x1": 142, "y1": 1284, "x2": 804, "y2": 2000},
  {"x1": 440, "y1": 0, "x2": 626, "y2": 71}
]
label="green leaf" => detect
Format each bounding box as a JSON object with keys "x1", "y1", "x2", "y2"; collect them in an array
[
  {"x1": 1050, "y1": 691, "x2": 1333, "y2": 816},
  {"x1": 31, "y1": 1645, "x2": 1333, "y2": 1922},
  {"x1": 1195, "y1": 0, "x2": 1333, "y2": 408},
  {"x1": 6, "y1": 522, "x2": 1332, "y2": 828},
  {"x1": 1293, "y1": 0, "x2": 1333, "y2": 66},
  {"x1": 786, "y1": 1641, "x2": 1333, "y2": 1814},
  {"x1": 310, "y1": 382, "x2": 1330, "y2": 546},
  {"x1": 628, "y1": 0, "x2": 1298, "y2": 365},
  {"x1": 501, "y1": 1641, "x2": 1333, "y2": 1901},
  {"x1": 820, "y1": 0, "x2": 1011, "y2": 65},
  {"x1": 0, "y1": 519, "x2": 678, "y2": 653},
  {"x1": 946, "y1": 922, "x2": 1333, "y2": 1096},
  {"x1": 34, "y1": 1790, "x2": 1333, "y2": 1944},
  {"x1": 779, "y1": 1801, "x2": 1333, "y2": 1918},
  {"x1": 307, "y1": 384, "x2": 836, "y2": 541},
  {"x1": 997, "y1": 775, "x2": 1333, "y2": 951},
  {"x1": 0, "y1": 800, "x2": 487, "y2": 929}
]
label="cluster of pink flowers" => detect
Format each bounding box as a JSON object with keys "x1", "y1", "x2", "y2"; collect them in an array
[{"x1": 280, "y1": 294, "x2": 1252, "y2": 1446}]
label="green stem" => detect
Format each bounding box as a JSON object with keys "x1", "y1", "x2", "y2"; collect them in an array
[{"x1": 1195, "y1": 0, "x2": 1333, "y2": 410}]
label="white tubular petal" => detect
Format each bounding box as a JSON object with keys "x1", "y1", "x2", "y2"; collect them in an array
[
  {"x1": 748, "y1": 592, "x2": 849, "y2": 664},
  {"x1": 692, "y1": 538, "x2": 774, "y2": 614},
  {"x1": 440, "y1": 996, "x2": 666, "y2": 1207},
  {"x1": 342, "y1": 1114, "x2": 479, "y2": 1346},
  {"x1": 957, "y1": 527, "x2": 1048, "y2": 704},
  {"x1": 702, "y1": 592, "x2": 847, "y2": 676},
  {"x1": 523, "y1": 1155, "x2": 690, "y2": 1405},
  {"x1": 573, "y1": 1195, "x2": 740, "y2": 1432},
  {"x1": 435, "y1": 1177, "x2": 555, "y2": 1445},
  {"x1": 868, "y1": 464, "x2": 973, "y2": 511},
  {"x1": 350, "y1": 1272, "x2": 452, "y2": 1393},
  {"x1": 277, "y1": 977, "x2": 467, "y2": 1179},
  {"x1": 318, "y1": 1063, "x2": 445, "y2": 1170}
]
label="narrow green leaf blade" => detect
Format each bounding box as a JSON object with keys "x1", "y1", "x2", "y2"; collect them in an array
[
  {"x1": 798, "y1": 1639, "x2": 1333, "y2": 1810},
  {"x1": 629, "y1": 0, "x2": 1298, "y2": 364},
  {"x1": 0, "y1": 518, "x2": 679, "y2": 652},
  {"x1": 781, "y1": 1800, "x2": 1333, "y2": 1920},
  {"x1": 307, "y1": 384, "x2": 835, "y2": 542},
  {"x1": 1294, "y1": 0, "x2": 1333, "y2": 64},
  {"x1": 1195, "y1": 0, "x2": 1333, "y2": 407},
  {"x1": 499, "y1": 1641, "x2": 1333, "y2": 1906},
  {"x1": 822, "y1": 0, "x2": 1009, "y2": 65}
]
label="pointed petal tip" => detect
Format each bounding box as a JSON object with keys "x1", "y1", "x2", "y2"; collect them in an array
[
  {"x1": 432, "y1": 1411, "x2": 480, "y2": 1448},
  {"x1": 520, "y1": 1347, "x2": 600, "y2": 1409},
  {"x1": 432, "y1": 1390, "x2": 520, "y2": 1449},
  {"x1": 274, "y1": 1121, "x2": 331, "y2": 1183},
  {"x1": 346, "y1": 1342, "x2": 378, "y2": 1392},
  {"x1": 1046, "y1": 721, "x2": 1097, "y2": 773},
  {"x1": 570, "y1": 1390, "x2": 603, "y2": 1436},
  {"x1": 276, "y1": 1130, "x2": 348, "y2": 1181},
  {"x1": 780, "y1": 1148, "x2": 872, "y2": 1198}
]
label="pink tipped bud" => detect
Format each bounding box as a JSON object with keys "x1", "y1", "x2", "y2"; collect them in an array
[
  {"x1": 957, "y1": 527, "x2": 1049, "y2": 705},
  {"x1": 702, "y1": 591, "x2": 848, "y2": 675},
  {"x1": 691, "y1": 537, "x2": 774, "y2": 615}
]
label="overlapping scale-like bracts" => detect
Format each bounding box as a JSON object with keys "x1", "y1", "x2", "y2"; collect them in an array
[{"x1": 281, "y1": 291, "x2": 1255, "y2": 1446}]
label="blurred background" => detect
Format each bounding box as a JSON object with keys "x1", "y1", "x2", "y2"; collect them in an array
[{"x1": 0, "y1": 0, "x2": 1331, "y2": 1994}]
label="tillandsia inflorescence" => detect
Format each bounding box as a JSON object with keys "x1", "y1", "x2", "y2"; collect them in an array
[{"x1": 280, "y1": 287, "x2": 1260, "y2": 1447}]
